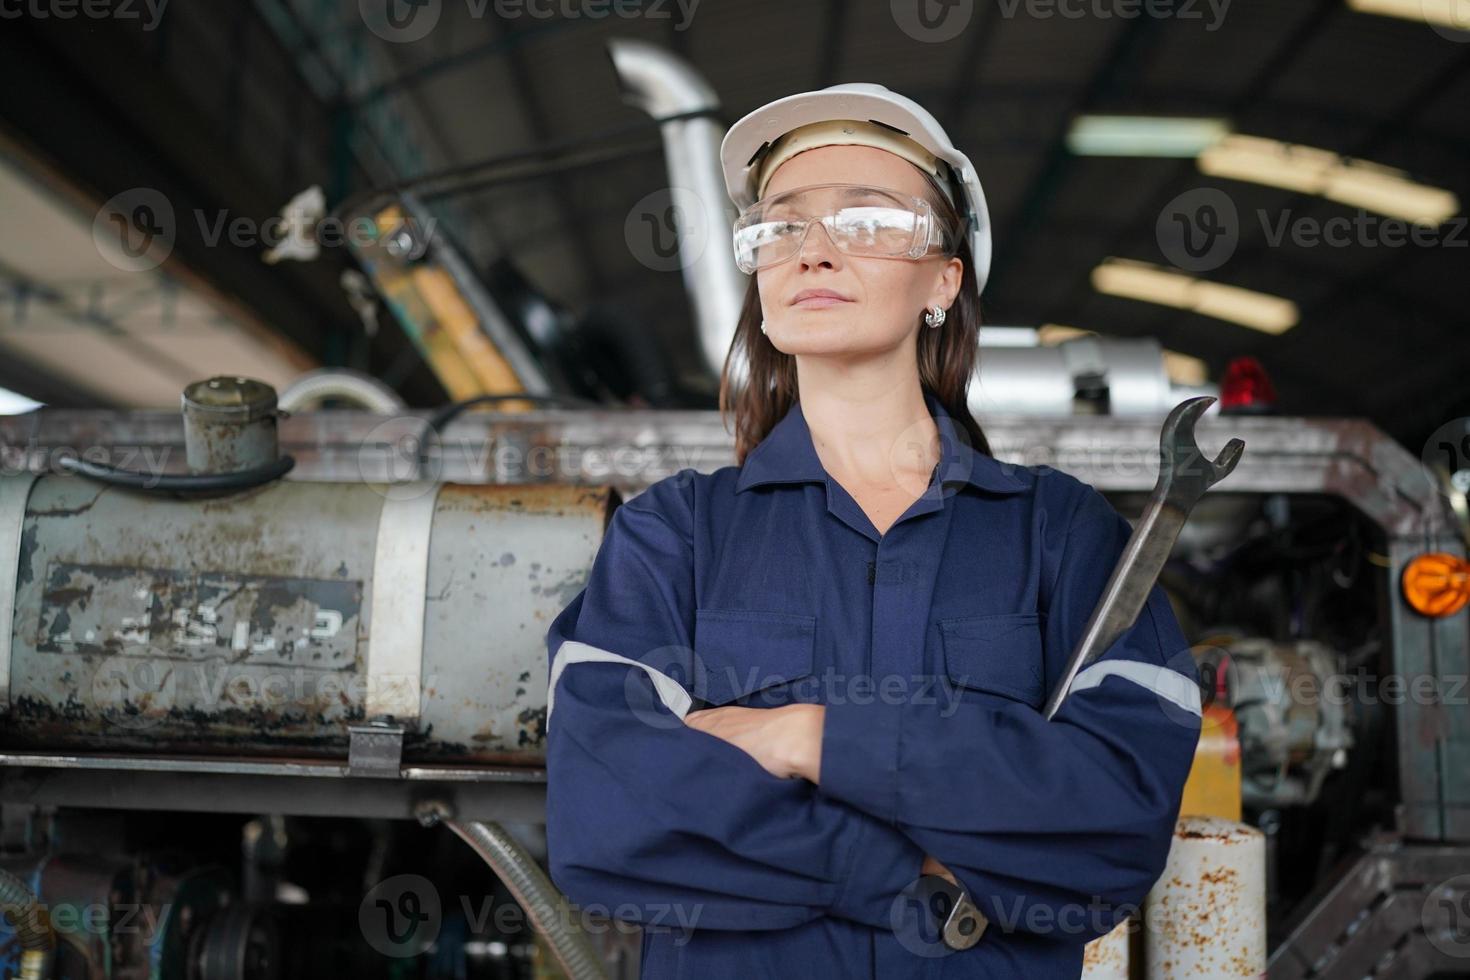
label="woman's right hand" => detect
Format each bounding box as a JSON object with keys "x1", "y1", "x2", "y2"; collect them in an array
[{"x1": 921, "y1": 854, "x2": 959, "y2": 886}]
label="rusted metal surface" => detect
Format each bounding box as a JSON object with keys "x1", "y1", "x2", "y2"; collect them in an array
[
  {"x1": 1080, "y1": 918, "x2": 1128, "y2": 979},
  {"x1": 1, "y1": 472, "x2": 608, "y2": 765},
  {"x1": 1268, "y1": 834, "x2": 1470, "y2": 979},
  {"x1": 181, "y1": 376, "x2": 281, "y2": 474},
  {"x1": 1145, "y1": 814, "x2": 1267, "y2": 978}
]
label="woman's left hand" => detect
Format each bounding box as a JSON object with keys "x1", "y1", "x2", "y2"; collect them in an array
[{"x1": 683, "y1": 703, "x2": 825, "y2": 783}]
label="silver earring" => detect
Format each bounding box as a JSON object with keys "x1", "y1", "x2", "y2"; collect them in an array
[
  {"x1": 925, "y1": 305, "x2": 947, "y2": 329},
  {"x1": 761, "y1": 319, "x2": 768, "y2": 335}
]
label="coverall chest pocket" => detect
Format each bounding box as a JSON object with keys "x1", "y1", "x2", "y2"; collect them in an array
[
  {"x1": 938, "y1": 611, "x2": 1047, "y2": 709},
  {"x1": 692, "y1": 608, "x2": 817, "y2": 707}
]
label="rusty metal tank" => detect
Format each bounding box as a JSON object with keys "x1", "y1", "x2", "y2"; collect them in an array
[{"x1": 0, "y1": 471, "x2": 606, "y2": 764}]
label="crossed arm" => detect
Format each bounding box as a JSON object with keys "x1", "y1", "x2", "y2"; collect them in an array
[{"x1": 544, "y1": 476, "x2": 1201, "y2": 942}]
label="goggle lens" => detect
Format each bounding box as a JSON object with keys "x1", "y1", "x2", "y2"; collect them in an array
[{"x1": 732, "y1": 184, "x2": 955, "y2": 274}]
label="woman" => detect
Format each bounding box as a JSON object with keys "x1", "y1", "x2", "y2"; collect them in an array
[{"x1": 545, "y1": 83, "x2": 1202, "y2": 979}]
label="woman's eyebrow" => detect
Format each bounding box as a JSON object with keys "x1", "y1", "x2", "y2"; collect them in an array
[{"x1": 839, "y1": 186, "x2": 906, "y2": 205}]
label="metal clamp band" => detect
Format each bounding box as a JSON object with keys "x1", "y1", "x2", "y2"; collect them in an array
[
  {"x1": 0, "y1": 472, "x2": 41, "y2": 714},
  {"x1": 365, "y1": 484, "x2": 442, "y2": 724}
]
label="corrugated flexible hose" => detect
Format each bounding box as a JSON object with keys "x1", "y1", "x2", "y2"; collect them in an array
[
  {"x1": 0, "y1": 868, "x2": 56, "y2": 980},
  {"x1": 415, "y1": 803, "x2": 607, "y2": 980}
]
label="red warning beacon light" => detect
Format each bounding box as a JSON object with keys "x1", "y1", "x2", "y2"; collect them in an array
[{"x1": 1218, "y1": 356, "x2": 1278, "y2": 414}]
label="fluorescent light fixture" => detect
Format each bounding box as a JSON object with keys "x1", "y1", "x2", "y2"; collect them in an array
[
  {"x1": 978, "y1": 326, "x2": 1043, "y2": 347},
  {"x1": 1091, "y1": 258, "x2": 1299, "y2": 334},
  {"x1": 0, "y1": 387, "x2": 43, "y2": 414},
  {"x1": 1163, "y1": 351, "x2": 1209, "y2": 387},
  {"x1": 1038, "y1": 324, "x2": 1094, "y2": 345},
  {"x1": 1346, "y1": 0, "x2": 1470, "y2": 33},
  {"x1": 1067, "y1": 116, "x2": 1232, "y2": 157},
  {"x1": 1198, "y1": 134, "x2": 1459, "y2": 225}
]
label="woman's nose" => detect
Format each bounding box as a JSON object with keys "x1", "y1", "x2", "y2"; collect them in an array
[{"x1": 797, "y1": 219, "x2": 842, "y2": 269}]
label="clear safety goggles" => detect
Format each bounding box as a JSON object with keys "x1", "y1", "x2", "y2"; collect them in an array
[{"x1": 732, "y1": 182, "x2": 960, "y2": 275}]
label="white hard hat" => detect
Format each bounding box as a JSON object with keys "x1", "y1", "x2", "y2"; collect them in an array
[{"x1": 720, "y1": 82, "x2": 994, "y2": 296}]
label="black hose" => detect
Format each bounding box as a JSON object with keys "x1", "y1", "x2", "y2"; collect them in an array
[
  {"x1": 426, "y1": 394, "x2": 598, "y2": 433},
  {"x1": 56, "y1": 454, "x2": 296, "y2": 495}
]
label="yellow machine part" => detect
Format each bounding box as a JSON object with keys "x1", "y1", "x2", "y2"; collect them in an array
[
  {"x1": 1178, "y1": 703, "x2": 1242, "y2": 822},
  {"x1": 371, "y1": 205, "x2": 537, "y2": 412}
]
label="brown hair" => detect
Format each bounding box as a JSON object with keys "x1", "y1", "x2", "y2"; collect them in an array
[{"x1": 717, "y1": 171, "x2": 994, "y2": 464}]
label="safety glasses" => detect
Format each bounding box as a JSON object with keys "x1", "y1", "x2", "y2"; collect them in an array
[{"x1": 732, "y1": 182, "x2": 959, "y2": 275}]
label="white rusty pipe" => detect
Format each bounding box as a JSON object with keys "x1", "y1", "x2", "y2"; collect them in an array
[{"x1": 1144, "y1": 815, "x2": 1267, "y2": 978}]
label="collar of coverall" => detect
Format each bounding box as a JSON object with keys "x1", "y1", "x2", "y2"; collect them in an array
[{"x1": 735, "y1": 388, "x2": 1028, "y2": 495}]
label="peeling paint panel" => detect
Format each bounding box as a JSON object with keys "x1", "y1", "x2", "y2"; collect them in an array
[{"x1": 37, "y1": 562, "x2": 362, "y2": 668}]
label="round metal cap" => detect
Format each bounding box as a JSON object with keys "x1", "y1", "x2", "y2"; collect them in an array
[{"x1": 182, "y1": 376, "x2": 280, "y2": 423}]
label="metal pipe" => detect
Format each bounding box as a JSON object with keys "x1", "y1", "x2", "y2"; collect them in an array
[
  {"x1": 1143, "y1": 815, "x2": 1266, "y2": 977},
  {"x1": 606, "y1": 38, "x2": 745, "y2": 385},
  {"x1": 416, "y1": 802, "x2": 607, "y2": 980},
  {"x1": 277, "y1": 368, "x2": 408, "y2": 414}
]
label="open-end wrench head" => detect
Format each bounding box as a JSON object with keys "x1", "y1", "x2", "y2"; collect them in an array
[{"x1": 1157, "y1": 396, "x2": 1245, "y2": 503}]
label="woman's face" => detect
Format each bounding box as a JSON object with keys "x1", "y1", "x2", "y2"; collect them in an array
[{"x1": 756, "y1": 143, "x2": 963, "y2": 358}]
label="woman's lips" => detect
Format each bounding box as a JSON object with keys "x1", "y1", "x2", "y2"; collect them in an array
[{"x1": 790, "y1": 290, "x2": 853, "y2": 308}]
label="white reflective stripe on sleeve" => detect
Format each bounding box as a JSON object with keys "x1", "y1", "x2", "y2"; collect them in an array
[
  {"x1": 1067, "y1": 660, "x2": 1202, "y2": 717},
  {"x1": 546, "y1": 640, "x2": 693, "y2": 732}
]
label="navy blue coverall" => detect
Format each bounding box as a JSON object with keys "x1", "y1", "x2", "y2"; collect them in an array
[{"x1": 544, "y1": 389, "x2": 1203, "y2": 979}]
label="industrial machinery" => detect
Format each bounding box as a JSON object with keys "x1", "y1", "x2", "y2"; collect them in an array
[
  {"x1": 0, "y1": 380, "x2": 1465, "y2": 977},
  {"x1": 0, "y1": 36, "x2": 1466, "y2": 980}
]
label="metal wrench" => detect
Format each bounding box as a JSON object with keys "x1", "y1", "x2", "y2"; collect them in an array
[
  {"x1": 1042, "y1": 394, "x2": 1244, "y2": 720},
  {"x1": 935, "y1": 396, "x2": 1244, "y2": 953}
]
